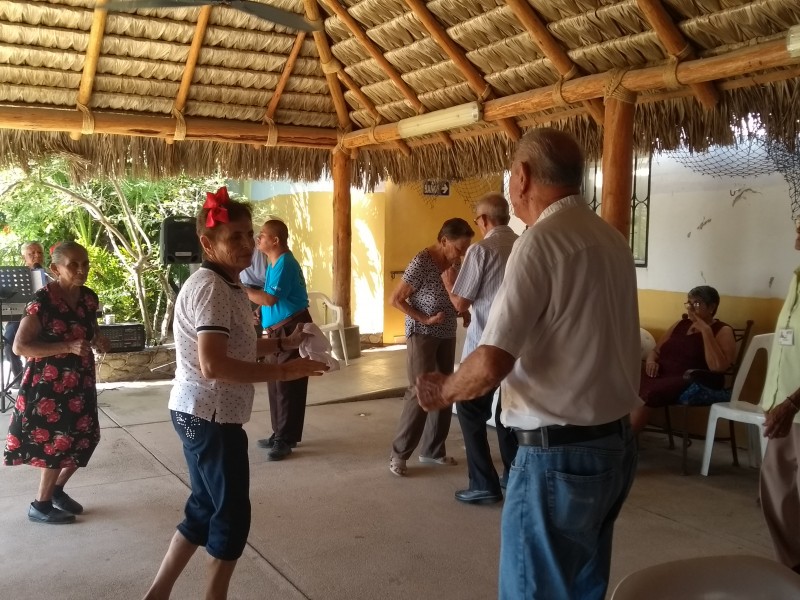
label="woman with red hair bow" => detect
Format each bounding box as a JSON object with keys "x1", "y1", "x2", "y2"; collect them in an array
[{"x1": 143, "y1": 188, "x2": 327, "y2": 600}]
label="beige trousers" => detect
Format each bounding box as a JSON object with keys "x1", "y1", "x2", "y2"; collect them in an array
[
  {"x1": 390, "y1": 333, "x2": 456, "y2": 461},
  {"x1": 760, "y1": 424, "x2": 800, "y2": 569}
]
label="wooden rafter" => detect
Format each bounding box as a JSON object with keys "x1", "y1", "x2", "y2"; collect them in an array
[
  {"x1": 504, "y1": 0, "x2": 605, "y2": 126},
  {"x1": 403, "y1": 0, "x2": 520, "y2": 141},
  {"x1": 636, "y1": 0, "x2": 719, "y2": 109},
  {"x1": 265, "y1": 32, "x2": 307, "y2": 120},
  {"x1": 341, "y1": 37, "x2": 797, "y2": 149},
  {"x1": 174, "y1": 6, "x2": 212, "y2": 113},
  {"x1": 319, "y1": 0, "x2": 420, "y2": 111},
  {"x1": 318, "y1": 0, "x2": 453, "y2": 148},
  {"x1": 338, "y1": 70, "x2": 412, "y2": 156},
  {"x1": 168, "y1": 5, "x2": 212, "y2": 144},
  {"x1": 70, "y1": 0, "x2": 108, "y2": 140},
  {"x1": 303, "y1": 0, "x2": 351, "y2": 130}
]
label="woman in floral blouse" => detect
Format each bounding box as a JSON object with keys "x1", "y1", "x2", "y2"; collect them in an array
[{"x1": 4, "y1": 241, "x2": 109, "y2": 524}]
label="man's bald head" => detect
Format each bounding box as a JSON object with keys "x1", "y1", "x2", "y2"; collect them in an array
[{"x1": 263, "y1": 219, "x2": 289, "y2": 246}]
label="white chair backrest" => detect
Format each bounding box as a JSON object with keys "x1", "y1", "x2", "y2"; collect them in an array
[
  {"x1": 611, "y1": 555, "x2": 800, "y2": 600},
  {"x1": 729, "y1": 333, "x2": 773, "y2": 408},
  {"x1": 307, "y1": 291, "x2": 341, "y2": 327}
]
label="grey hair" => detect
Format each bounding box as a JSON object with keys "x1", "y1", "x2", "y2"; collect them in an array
[
  {"x1": 476, "y1": 192, "x2": 510, "y2": 225},
  {"x1": 20, "y1": 241, "x2": 43, "y2": 255},
  {"x1": 512, "y1": 127, "x2": 585, "y2": 188},
  {"x1": 50, "y1": 241, "x2": 87, "y2": 265}
]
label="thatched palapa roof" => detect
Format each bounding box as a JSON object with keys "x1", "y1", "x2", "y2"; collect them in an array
[{"x1": 0, "y1": 0, "x2": 798, "y2": 186}]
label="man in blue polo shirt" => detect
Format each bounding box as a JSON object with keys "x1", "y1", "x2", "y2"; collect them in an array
[{"x1": 245, "y1": 219, "x2": 311, "y2": 461}]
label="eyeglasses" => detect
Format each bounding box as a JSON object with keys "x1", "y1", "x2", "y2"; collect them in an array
[
  {"x1": 684, "y1": 301, "x2": 702, "y2": 309},
  {"x1": 473, "y1": 214, "x2": 485, "y2": 225}
]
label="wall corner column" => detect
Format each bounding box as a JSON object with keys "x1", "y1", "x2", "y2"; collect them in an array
[{"x1": 332, "y1": 148, "x2": 352, "y2": 326}]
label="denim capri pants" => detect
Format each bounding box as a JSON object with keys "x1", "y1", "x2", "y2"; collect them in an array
[{"x1": 171, "y1": 410, "x2": 251, "y2": 561}]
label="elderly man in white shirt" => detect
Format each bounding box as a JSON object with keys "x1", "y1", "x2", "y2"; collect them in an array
[
  {"x1": 418, "y1": 128, "x2": 640, "y2": 600},
  {"x1": 444, "y1": 192, "x2": 518, "y2": 505}
]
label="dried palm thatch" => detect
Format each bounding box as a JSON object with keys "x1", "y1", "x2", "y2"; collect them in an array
[{"x1": 0, "y1": 0, "x2": 795, "y2": 184}]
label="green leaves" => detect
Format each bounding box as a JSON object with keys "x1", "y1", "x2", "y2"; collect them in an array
[{"x1": 0, "y1": 158, "x2": 233, "y2": 344}]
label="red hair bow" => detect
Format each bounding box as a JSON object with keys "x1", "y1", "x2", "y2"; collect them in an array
[{"x1": 204, "y1": 187, "x2": 230, "y2": 228}]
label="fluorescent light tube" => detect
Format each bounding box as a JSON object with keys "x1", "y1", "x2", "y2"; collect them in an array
[
  {"x1": 788, "y1": 25, "x2": 800, "y2": 58},
  {"x1": 396, "y1": 102, "x2": 482, "y2": 139}
]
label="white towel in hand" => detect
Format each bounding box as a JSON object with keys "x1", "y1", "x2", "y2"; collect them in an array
[{"x1": 298, "y1": 322, "x2": 341, "y2": 371}]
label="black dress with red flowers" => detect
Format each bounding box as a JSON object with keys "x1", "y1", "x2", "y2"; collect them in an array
[{"x1": 3, "y1": 284, "x2": 101, "y2": 469}]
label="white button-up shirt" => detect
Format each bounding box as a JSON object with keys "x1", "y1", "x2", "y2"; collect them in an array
[{"x1": 480, "y1": 195, "x2": 642, "y2": 429}]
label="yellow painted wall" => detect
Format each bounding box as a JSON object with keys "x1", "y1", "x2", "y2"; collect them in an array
[
  {"x1": 251, "y1": 189, "x2": 386, "y2": 334},
  {"x1": 382, "y1": 176, "x2": 502, "y2": 343}
]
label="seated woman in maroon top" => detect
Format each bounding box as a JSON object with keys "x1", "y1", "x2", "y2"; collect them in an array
[{"x1": 631, "y1": 286, "x2": 737, "y2": 433}]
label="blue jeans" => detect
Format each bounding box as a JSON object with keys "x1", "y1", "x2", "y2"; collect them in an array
[
  {"x1": 499, "y1": 421, "x2": 637, "y2": 600},
  {"x1": 171, "y1": 410, "x2": 251, "y2": 561}
]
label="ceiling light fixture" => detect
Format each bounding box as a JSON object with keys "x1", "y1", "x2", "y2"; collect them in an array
[
  {"x1": 396, "y1": 102, "x2": 482, "y2": 139},
  {"x1": 788, "y1": 25, "x2": 800, "y2": 58}
]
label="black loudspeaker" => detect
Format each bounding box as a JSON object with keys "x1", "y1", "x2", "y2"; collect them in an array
[{"x1": 160, "y1": 216, "x2": 201, "y2": 265}]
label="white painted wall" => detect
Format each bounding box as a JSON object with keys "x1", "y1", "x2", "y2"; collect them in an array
[{"x1": 636, "y1": 153, "x2": 795, "y2": 299}]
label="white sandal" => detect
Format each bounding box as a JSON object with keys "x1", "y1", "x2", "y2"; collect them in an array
[
  {"x1": 389, "y1": 457, "x2": 407, "y2": 476},
  {"x1": 418, "y1": 455, "x2": 458, "y2": 466}
]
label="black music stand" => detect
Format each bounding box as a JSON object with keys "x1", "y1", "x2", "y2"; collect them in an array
[{"x1": 0, "y1": 266, "x2": 33, "y2": 412}]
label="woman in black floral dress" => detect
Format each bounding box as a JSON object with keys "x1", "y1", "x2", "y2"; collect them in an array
[{"x1": 3, "y1": 241, "x2": 109, "y2": 524}]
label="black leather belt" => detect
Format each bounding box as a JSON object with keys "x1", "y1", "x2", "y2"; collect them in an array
[
  {"x1": 263, "y1": 309, "x2": 310, "y2": 336},
  {"x1": 514, "y1": 418, "x2": 626, "y2": 448}
]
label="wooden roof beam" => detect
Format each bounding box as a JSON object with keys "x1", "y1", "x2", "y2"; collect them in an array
[
  {"x1": 636, "y1": 0, "x2": 719, "y2": 109},
  {"x1": 318, "y1": 0, "x2": 453, "y2": 148},
  {"x1": 359, "y1": 64, "x2": 800, "y2": 151},
  {"x1": 504, "y1": 0, "x2": 605, "y2": 126},
  {"x1": 0, "y1": 106, "x2": 339, "y2": 148},
  {"x1": 265, "y1": 32, "x2": 307, "y2": 120},
  {"x1": 71, "y1": 0, "x2": 108, "y2": 140},
  {"x1": 403, "y1": 0, "x2": 520, "y2": 141},
  {"x1": 304, "y1": 0, "x2": 352, "y2": 131},
  {"x1": 342, "y1": 37, "x2": 797, "y2": 148}
]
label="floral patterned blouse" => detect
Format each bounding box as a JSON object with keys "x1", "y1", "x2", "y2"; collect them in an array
[{"x1": 4, "y1": 284, "x2": 101, "y2": 469}]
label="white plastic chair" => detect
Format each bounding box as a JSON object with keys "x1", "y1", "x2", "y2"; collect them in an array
[
  {"x1": 307, "y1": 291, "x2": 349, "y2": 366},
  {"x1": 611, "y1": 555, "x2": 800, "y2": 600},
  {"x1": 700, "y1": 333, "x2": 772, "y2": 476}
]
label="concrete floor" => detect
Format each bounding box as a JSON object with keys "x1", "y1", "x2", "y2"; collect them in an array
[{"x1": 0, "y1": 346, "x2": 775, "y2": 599}]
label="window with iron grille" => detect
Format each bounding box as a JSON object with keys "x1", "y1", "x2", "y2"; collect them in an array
[
  {"x1": 502, "y1": 154, "x2": 651, "y2": 265},
  {"x1": 583, "y1": 153, "x2": 652, "y2": 266}
]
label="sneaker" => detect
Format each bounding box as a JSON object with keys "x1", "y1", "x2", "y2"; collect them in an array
[
  {"x1": 258, "y1": 436, "x2": 297, "y2": 449},
  {"x1": 257, "y1": 434, "x2": 276, "y2": 449},
  {"x1": 52, "y1": 491, "x2": 84, "y2": 515},
  {"x1": 28, "y1": 503, "x2": 76, "y2": 524},
  {"x1": 267, "y1": 439, "x2": 293, "y2": 461}
]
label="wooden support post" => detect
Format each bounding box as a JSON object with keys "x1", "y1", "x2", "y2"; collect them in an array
[
  {"x1": 332, "y1": 148, "x2": 352, "y2": 326},
  {"x1": 601, "y1": 96, "x2": 636, "y2": 238}
]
